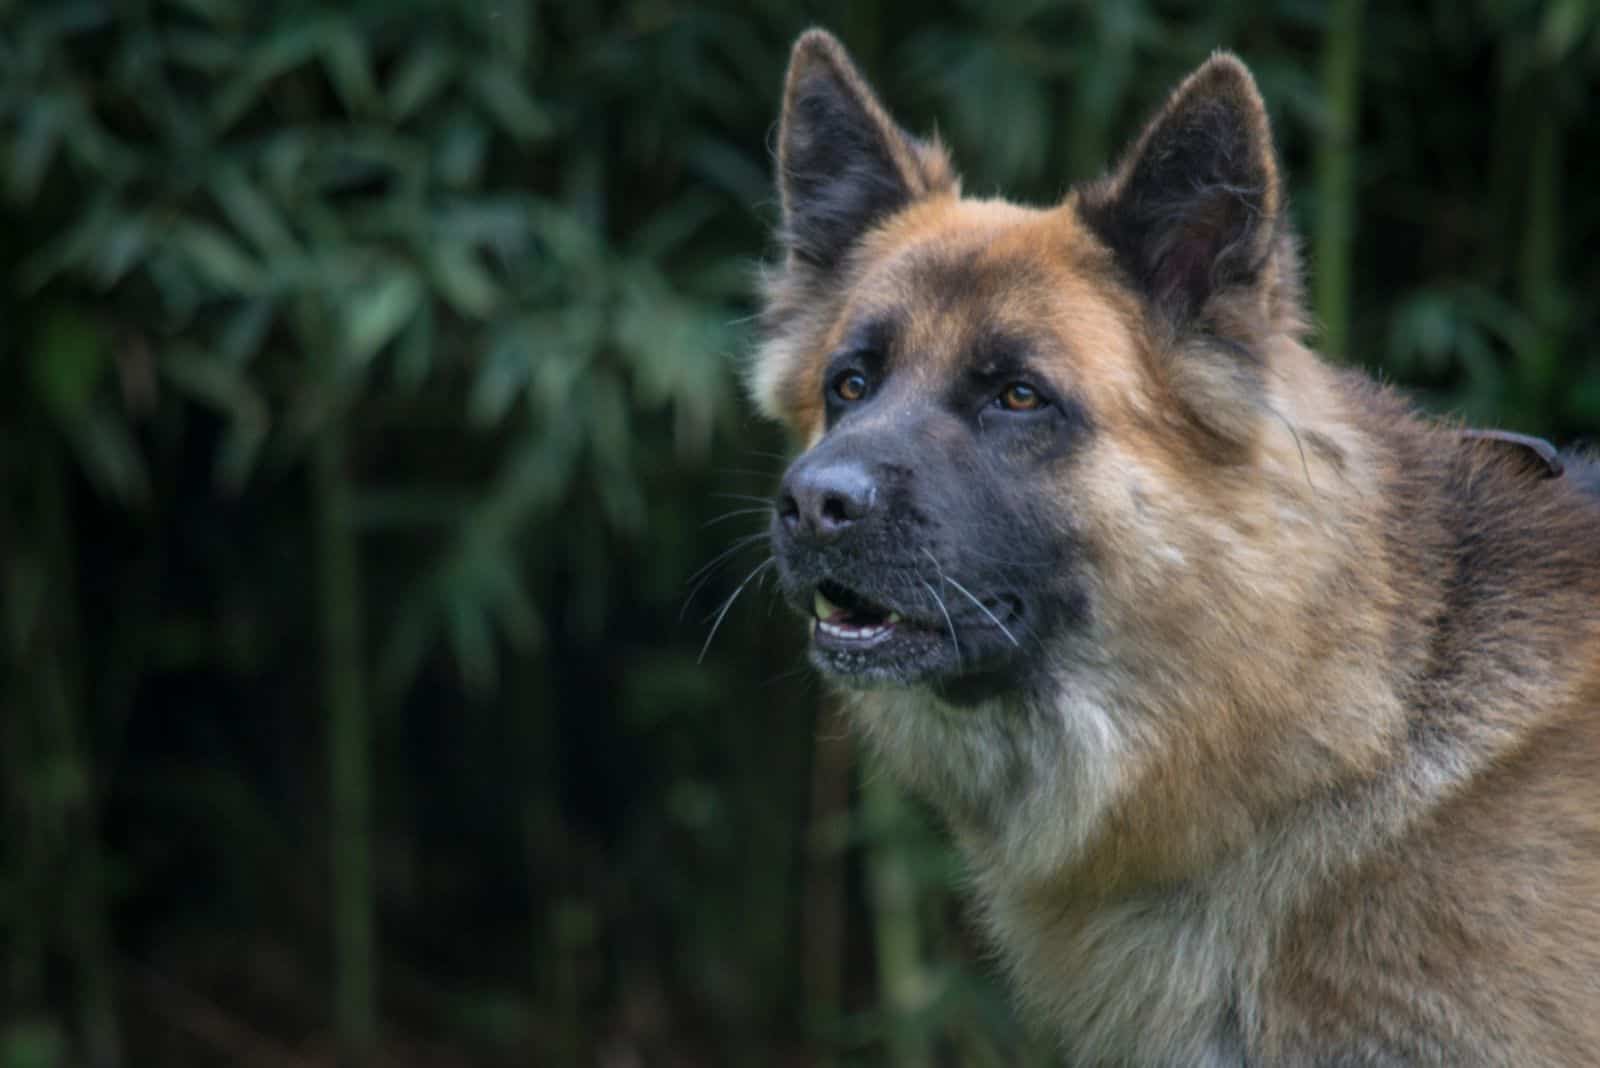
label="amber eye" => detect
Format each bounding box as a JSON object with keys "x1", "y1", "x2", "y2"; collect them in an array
[
  {"x1": 833, "y1": 370, "x2": 869, "y2": 403},
  {"x1": 996, "y1": 382, "x2": 1044, "y2": 412}
]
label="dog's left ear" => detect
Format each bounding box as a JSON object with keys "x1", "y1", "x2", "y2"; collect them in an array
[{"x1": 1078, "y1": 54, "x2": 1284, "y2": 334}]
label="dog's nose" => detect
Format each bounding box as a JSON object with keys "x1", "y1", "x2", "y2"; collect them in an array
[{"x1": 779, "y1": 458, "x2": 878, "y2": 542}]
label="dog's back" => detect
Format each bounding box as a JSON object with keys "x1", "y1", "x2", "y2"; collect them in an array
[{"x1": 1253, "y1": 408, "x2": 1600, "y2": 1063}]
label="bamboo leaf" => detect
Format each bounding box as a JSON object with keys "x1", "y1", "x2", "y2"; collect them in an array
[
  {"x1": 1538, "y1": 0, "x2": 1593, "y2": 63},
  {"x1": 7, "y1": 96, "x2": 64, "y2": 202},
  {"x1": 166, "y1": 28, "x2": 240, "y2": 74},
  {"x1": 683, "y1": 136, "x2": 769, "y2": 215},
  {"x1": 477, "y1": 549, "x2": 542, "y2": 649},
  {"x1": 393, "y1": 300, "x2": 436, "y2": 391},
  {"x1": 211, "y1": 164, "x2": 298, "y2": 261},
  {"x1": 434, "y1": 115, "x2": 490, "y2": 188},
  {"x1": 342, "y1": 268, "x2": 423, "y2": 367},
  {"x1": 474, "y1": 0, "x2": 534, "y2": 64},
  {"x1": 218, "y1": 298, "x2": 277, "y2": 366},
  {"x1": 320, "y1": 21, "x2": 380, "y2": 116},
  {"x1": 430, "y1": 242, "x2": 499, "y2": 318},
  {"x1": 68, "y1": 411, "x2": 149, "y2": 506},
  {"x1": 93, "y1": 213, "x2": 149, "y2": 287},
  {"x1": 445, "y1": 586, "x2": 496, "y2": 694},
  {"x1": 212, "y1": 17, "x2": 328, "y2": 130},
  {"x1": 162, "y1": 347, "x2": 271, "y2": 490},
  {"x1": 172, "y1": 218, "x2": 266, "y2": 294},
  {"x1": 166, "y1": 0, "x2": 243, "y2": 22},
  {"x1": 468, "y1": 63, "x2": 552, "y2": 141},
  {"x1": 17, "y1": 191, "x2": 119, "y2": 291},
  {"x1": 29, "y1": 308, "x2": 106, "y2": 425},
  {"x1": 468, "y1": 326, "x2": 532, "y2": 427},
  {"x1": 387, "y1": 45, "x2": 454, "y2": 121},
  {"x1": 376, "y1": 590, "x2": 437, "y2": 702}
]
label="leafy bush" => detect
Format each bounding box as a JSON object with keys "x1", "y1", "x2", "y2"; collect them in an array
[{"x1": 3, "y1": 1, "x2": 1599, "y2": 1065}]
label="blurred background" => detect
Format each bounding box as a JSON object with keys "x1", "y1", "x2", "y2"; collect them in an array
[{"x1": 3, "y1": 0, "x2": 1599, "y2": 1065}]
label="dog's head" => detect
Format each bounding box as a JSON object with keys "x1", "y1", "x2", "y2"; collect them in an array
[{"x1": 755, "y1": 31, "x2": 1326, "y2": 719}]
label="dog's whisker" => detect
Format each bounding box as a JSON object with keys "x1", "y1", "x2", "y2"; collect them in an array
[
  {"x1": 959, "y1": 544, "x2": 1054, "y2": 569},
  {"x1": 702, "y1": 506, "x2": 776, "y2": 529},
  {"x1": 686, "y1": 532, "x2": 768, "y2": 587},
  {"x1": 681, "y1": 534, "x2": 771, "y2": 620},
  {"x1": 922, "y1": 578, "x2": 962, "y2": 668},
  {"x1": 923, "y1": 547, "x2": 1021, "y2": 649},
  {"x1": 699, "y1": 557, "x2": 776, "y2": 663},
  {"x1": 945, "y1": 574, "x2": 1021, "y2": 648},
  {"x1": 709, "y1": 492, "x2": 776, "y2": 506},
  {"x1": 713, "y1": 467, "x2": 786, "y2": 480}
]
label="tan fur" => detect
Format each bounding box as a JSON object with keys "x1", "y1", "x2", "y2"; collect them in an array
[{"x1": 755, "y1": 31, "x2": 1600, "y2": 1065}]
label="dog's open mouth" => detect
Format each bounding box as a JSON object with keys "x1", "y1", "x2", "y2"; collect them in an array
[
  {"x1": 794, "y1": 572, "x2": 1034, "y2": 694},
  {"x1": 811, "y1": 580, "x2": 906, "y2": 648}
]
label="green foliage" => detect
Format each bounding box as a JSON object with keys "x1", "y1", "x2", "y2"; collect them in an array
[{"x1": 2, "y1": 1, "x2": 1599, "y2": 1065}]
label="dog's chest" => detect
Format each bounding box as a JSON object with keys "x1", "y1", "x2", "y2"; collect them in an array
[{"x1": 979, "y1": 878, "x2": 1257, "y2": 1065}]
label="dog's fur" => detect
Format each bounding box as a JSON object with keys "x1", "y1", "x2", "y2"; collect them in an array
[{"x1": 753, "y1": 29, "x2": 1600, "y2": 1065}]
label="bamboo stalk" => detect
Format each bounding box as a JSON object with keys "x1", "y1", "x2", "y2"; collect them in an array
[
  {"x1": 802, "y1": 701, "x2": 853, "y2": 1062},
  {"x1": 1314, "y1": 0, "x2": 1366, "y2": 362},
  {"x1": 862, "y1": 772, "x2": 930, "y2": 1068},
  {"x1": 36, "y1": 439, "x2": 121, "y2": 1068},
  {"x1": 1518, "y1": 78, "x2": 1561, "y2": 402},
  {"x1": 1066, "y1": 5, "x2": 1134, "y2": 182},
  {"x1": 2, "y1": 564, "x2": 46, "y2": 1018},
  {"x1": 312, "y1": 426, "x2": 377, "y2": 1067}
]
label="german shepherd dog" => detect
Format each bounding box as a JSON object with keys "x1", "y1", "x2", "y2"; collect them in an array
[{"x1": 752, "y1": 29, "x2": 1600, "y2": 1066}]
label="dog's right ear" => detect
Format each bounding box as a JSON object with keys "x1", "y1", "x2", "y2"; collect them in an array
[
  {"x1": 777, "y1": 30, "x2": 957, "y2": 270},
  {"x1": 1076, "y1": 53, "x2": 1285, "y2": 332}
]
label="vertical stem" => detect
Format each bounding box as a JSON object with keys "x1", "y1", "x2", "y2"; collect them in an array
[
  {"x1": 1, "y1": 559, "x2": 47, "y2": 1021},
  {"x1": 312, "y1": 426, "x2": 376, "y2": 1067},
  {"x1": 4, "y1": 434, "x2": 121, "y2": 1065},
  {"x1": 1314, "y1": 0, "x2": 1366, "y2": 362},
  {"x1": 39, "y1": 443, "x2": 120, "y2": 1068},
  {"x1": 1065, "y1": 4, "x2": 1134, "y2": 182},
  {"x1": 802, "y1": 702, "x2": 853, "y2": 1062},
  {"x1": 862, "y1": 772, "x2": 929, "y2": 1068},
  {"x1": 1518, "y1": 81, "x2": 1561, "y2": 406}
]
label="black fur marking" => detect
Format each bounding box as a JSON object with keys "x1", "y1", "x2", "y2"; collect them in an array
[
  {"x1": 772, "y1": 397, "x2": 1084, "y2": 697},
  {"x1": 902, "y1": 250, "x2": 1041, "y2": 318},
  {"x1": 1303, "y1": 429, "x2": 1348, "y2": 474},
  {"x1": 823, "y1": 316, "x2": 899, "y2": 428},
  {"x1": 829, "y1": 315, "x2": 898, "y2": 372},
  {"x1": 1078, "y1": 94, "x2": 1274, "y2": 324},
  {"x1": 781, "y1": 71, "x2": 912, "y2": 269},
  {"x1": 957, "y1": 328, "x2": 1049, "y2": 408}
]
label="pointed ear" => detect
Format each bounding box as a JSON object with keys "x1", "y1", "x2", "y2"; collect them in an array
[
  {"x1": 777, "y1": 29, "x2": 957, "y2": 269},
  {"x1": 1077, "y1": 53, "x2": 1284, "y2": 330}
]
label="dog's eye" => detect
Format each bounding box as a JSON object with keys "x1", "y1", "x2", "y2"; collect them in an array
[
  {"x1": 833, "y1": 370, "x2": 869, "y2": 403},
  {"x1": 995, "y1": 382, "x2": 1046, "y2": 412}
]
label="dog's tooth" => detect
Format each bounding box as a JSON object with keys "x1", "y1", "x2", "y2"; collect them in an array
[{"x1": 815, "y1": 588, "x2": 842, "y2": 621}]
